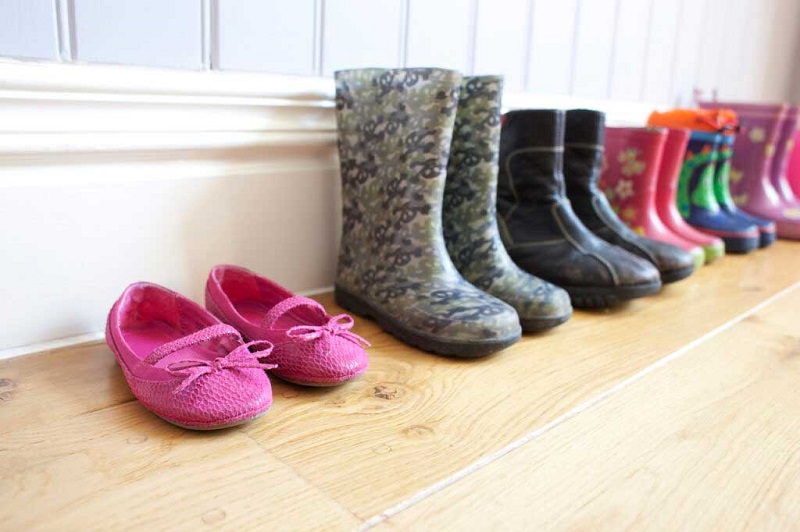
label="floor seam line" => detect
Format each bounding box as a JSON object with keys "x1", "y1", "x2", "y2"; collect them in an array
[
  {"x1": 358, "y1": 281, "x2": 800, "y2": 530},
  {"x1": 238, "y1": 429, "x2": 367, "y2": 526}
]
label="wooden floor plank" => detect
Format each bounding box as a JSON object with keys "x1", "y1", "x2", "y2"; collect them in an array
[
  {"x1": 244, "y1": 242, "x2": 800, "y2": 518},
  {"x1": 0, "y1": 342, "x2": 134, "y2": 436},
  {"x1": 1, "y1": 242, "x2": 798, "y2": 528},
  {"x1": 0, "y1": 401, "x2": 361, "y2": 530},
  {"x1": 379, "y1": 284, "x2": 800, "y2": 530}
]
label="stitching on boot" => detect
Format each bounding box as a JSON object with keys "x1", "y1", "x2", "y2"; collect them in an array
[
  {"x1": 563, "y1": 142, "x2": 605, "y2": 151},
  {"x1": 592, "y1": 196, "x2": 657, "y2": 263},
  {"x1": 502, "y1": 153, "x2": 521, "y2": 209},
  {"x1": 552, "y1": 203, "x2": 620, "y2": 286},
  {"x1": 502, "y1": 148, "x2": 563, "y2": 223},
  {"x1": 506, "y1": 238, "x2": 575, "y2": 249},
  {"x1": 496, "y1": 216, "x2": 516, "y2": 246}
]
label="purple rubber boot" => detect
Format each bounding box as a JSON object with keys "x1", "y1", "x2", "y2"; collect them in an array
[
  {"x1": 698, "y1": 101, "x2": 800, "y2": 240},
  {"x1": 770, "y1": 105, "x2": 800, "y2": 207}
]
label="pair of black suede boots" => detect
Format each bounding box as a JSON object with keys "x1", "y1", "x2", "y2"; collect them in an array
[{"x1": 497, "y1": 109, "x2": 696, "y2": 308}]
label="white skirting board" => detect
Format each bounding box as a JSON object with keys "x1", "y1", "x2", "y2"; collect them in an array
[{"x1": 0, "y1": 60, "x2": 657, "y2": 358}]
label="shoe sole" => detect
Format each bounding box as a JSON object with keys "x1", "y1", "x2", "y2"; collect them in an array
[
  {"x1": 334, "y1": 286, "x2": 521, "y2": 358},
  {"x1": 519, "y1": 312, "x2": 572, "y2": 333},
  {"x1": 660, "y1": 264, "x2": 695, "y2": 284},
  {"x1": 272, "y1": 370, "x2": 366, "y2": 387},
  {"x1": 703, "y1": 243, "x2": 725, "y2": 263},
  {"x1": 759, "y1": 231, "x2": 777, "y2": 248},
  {"x1": 561, "y1": 281, "x2": 662, "y2": 309},
  {"x1": 162, "y1": 408, "x2": 270, "y2": 431},
  {"x1": 106, "y1": 325, "x2": 271, "y2": 431},
  {"x1": 722, "y1": 236, "x2": 760, "y2": 254}
]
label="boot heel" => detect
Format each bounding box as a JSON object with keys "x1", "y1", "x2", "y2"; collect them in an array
[{"x1": 334, "y1": 285, "x2": 374, "y2": 319}]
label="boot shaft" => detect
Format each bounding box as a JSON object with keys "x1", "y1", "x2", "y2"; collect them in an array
[
  {"x1": 498, "y1": 109, "x2": 566, "y2": 206},
  {"x1": 656, "y1": 128, "x2": 691, "y2": 207},
  {"x1": 770, "y1": 105, "x2": 799, "y2": 200},
  {"x1": 600, "y1": 127, "x2": 667, "y2": 228},
  {"x1": 677, "y1": 131, "x2": 722, "y2": 217},
  {"x1": 563, "y1": 109, "x2": 606, "y2": 198},
  {"x1": 446, "y1": 75, "x2": 503, "y2": 211},
  {"x1": 443, "y1": 75, "x2": 504, "y2": 281},
  {"x1": 334, "y1": 67, "x2": 462, "y2": 286},
  {"x1": 789, "y1": 129, "x2": 800, "y2": 197},
  {"x1": 713, "y1": 134, "x2": 737, "y2": 208},
  {"x1": 772, "y1": 105, "x2": 799, "y2": 177},
  {"x1": 697, "y1": 101, "x2": 786, "y2": 197}
]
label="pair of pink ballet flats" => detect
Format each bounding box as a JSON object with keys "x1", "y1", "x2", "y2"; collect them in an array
[{"x1": 106, "y1": 265, "x2": 370, "y2": 430}]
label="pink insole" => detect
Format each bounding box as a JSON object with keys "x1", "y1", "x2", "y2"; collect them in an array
[
  {"x1": 234, "y1": 300, "x2": 306, "y2": 329},
  {"x1": 124, "y1": 321, "x2": 220, "y2": 367}
]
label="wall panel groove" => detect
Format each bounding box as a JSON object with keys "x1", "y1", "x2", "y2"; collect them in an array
[
  {"x1": 0, "y1": 0, "x2": 797, "y2": 103},
  {"x1": 54, "y1": 0, "x2": 74, "y2": 61}
]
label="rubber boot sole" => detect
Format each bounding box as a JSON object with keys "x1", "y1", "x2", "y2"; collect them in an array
[
  {"x1": 334, "y1": 286, "x2": 521, "y2": 358},
  {"x1": 759, "y1": 230, "x2": 777, "y2": 248},
  {"x1": 520, "y1": 312, "x2": 572, "y2": 333},
  {"x1": 722, "y1": 235, "x2": 760, "y2": 253},
  {"x1": 562, "y1": 281, "x2": 662, "y2": 309},
  {"x1": 659, "y1": 264, "x2": 695, "y2": 284}
]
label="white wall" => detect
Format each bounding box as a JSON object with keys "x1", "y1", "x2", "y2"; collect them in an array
[
  {"x1": 1, "y1": 0, "x2": 799, "y2": 104},
  {"x1": 1, "y1": 1, "x2": 800, "y2": 355}
]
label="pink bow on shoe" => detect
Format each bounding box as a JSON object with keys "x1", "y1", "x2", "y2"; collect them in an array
[
  {"x1": 286, "y1": 314, "x2": 371, "y2": 347},
  {"x1": 167, "y1": 340, "x2": 277, "y2": 394}
]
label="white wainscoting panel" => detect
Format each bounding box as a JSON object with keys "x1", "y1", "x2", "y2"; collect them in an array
[
  {"x1": 672, "y1": 0, "x2": 708, "y2": 105},
  {"x1": 473, "y1": 0, "x2": 529, "y2": 92},
  {"x1": 1, "y1": 0, "x2": 799, "y2": 103},
  {"x1": 717, "y1": 0, "x2": 750, "y2": 100},
  {"x1": 321, "y1": 0, "x2": 404, "y2": 75},
  {"x1": 641, "y1": 0, "x2": 681, "y2": 104},
  {"x1": 0, "y1": 0, "x2": 59, "y2": 60},
  {"x1": 608, "y1": 0, "x2": 652, "y2": 101},
  {"x1": 0, "y1": 62, "x2": 338, "y2": 354},
  {"x1": 405, "y1": 0, "x2": 472, "y2": 72},
  {"x1": 694, "y1": 0, "x2": 726, "y2": 98},
  {"x1": 571, "y1": 0, "x2": 618, "y2": 98},
  {"x1": 527, "y1": 0, "x2": 578, "y2": 95},
  {"x1": 72, "y1": 0, "x2": 203, "y2": 68},
  {"x1": 216, "y1": 0, "x2": 317, "y2": 75},
  {"x1": 759, "y1": 0, "x2": 800, "y2": 103},
  {"x1": 0, "y1": 160, "x2": 339, "y2": 352}
]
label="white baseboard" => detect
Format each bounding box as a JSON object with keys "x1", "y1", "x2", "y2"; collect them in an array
[
  {"x1": 0, "y1": 62, "x2": 341, "y2": 354},
  {"x1": 0, "y1": 285, "x2": 334, "y2": 361},
  {"x1": 0, "y1": 332, "x2": 105, "y2": 362}
]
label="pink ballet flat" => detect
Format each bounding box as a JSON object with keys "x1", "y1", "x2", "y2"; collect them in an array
[
  {"x1": 106, "y1": 282, "x2": 276, "y2": 430},
  {"x1": 206, "y1": 265, "x2": 370, "y2": 387}
]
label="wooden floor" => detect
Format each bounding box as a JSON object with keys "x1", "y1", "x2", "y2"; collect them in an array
[{"x1": 2, "y1": 242, "x2": 800, "y2": 530}]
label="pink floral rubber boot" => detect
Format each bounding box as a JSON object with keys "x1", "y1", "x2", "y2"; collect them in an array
[
  {"x1": 205, "y1": 265, "x2": 370, "y2": 387},
  {"x1": 106, "y1": 282, "x2": 276, "y2": 430}
]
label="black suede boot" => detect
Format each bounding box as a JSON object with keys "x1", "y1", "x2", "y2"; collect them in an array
[
  {"x1": 563, "y1": 109, "x2": 696, "y2": 284},
  {"x1": 497, "y1": 109, "x2": 661, "y2": 308}
]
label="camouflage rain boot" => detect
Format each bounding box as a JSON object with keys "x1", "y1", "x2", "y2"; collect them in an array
[
  {"x1": 443, "y1": 76, "x2": 572, "y2": 332},
  {"x1": 333, "y1": 68, "x2": 521, "y2": 357},
  {"x1": 497, "y1": 110, "x2": 662, "y2": 308}
]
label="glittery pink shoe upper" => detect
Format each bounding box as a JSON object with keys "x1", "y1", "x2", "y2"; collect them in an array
[
  {"x1": 106, "y1": 282, "x2": 276, "y2": 429},
  {"x1": 205, "y1": 265, "x2": 370, "y2": 386}
]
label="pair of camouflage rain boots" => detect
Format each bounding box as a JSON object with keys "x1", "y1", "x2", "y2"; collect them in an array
[{"x1": 333, "y1": 68, "x2": 572, "y2": 357}]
